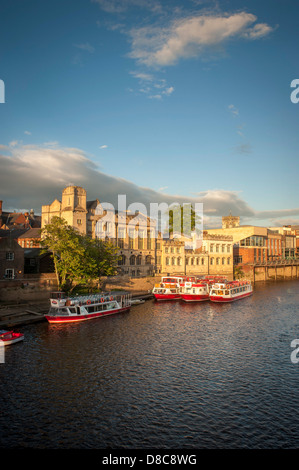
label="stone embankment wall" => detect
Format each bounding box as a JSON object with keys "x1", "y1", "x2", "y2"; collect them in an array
[
  {"x1": 0, "y1": 273, "x2": 57, "y2": 303},
  {"x1": 0, "y1": 274, "x2": 157, "y2": 303}
]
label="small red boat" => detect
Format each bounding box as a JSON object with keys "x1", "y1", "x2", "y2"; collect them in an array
[{"x1": 0, "y1": 330, "x2": 24, "y2": 346}]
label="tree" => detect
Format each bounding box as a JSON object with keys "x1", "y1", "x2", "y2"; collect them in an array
[{"x1": 41, "y1": 216, "x2": 119, "y2": 293}]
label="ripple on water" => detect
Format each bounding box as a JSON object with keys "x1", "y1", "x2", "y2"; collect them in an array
[{"x1": 1, "y1": 280, "x2": 299, "y2": 448}]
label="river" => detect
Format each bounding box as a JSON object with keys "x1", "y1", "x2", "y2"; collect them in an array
[{"x1": 1, "y1": 280, "x2": 299, "y2": 449}]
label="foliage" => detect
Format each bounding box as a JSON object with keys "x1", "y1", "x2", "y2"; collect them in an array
[
  {"x1": 41, "y1": 216, "x2": 119, "y2": 293},
  {"x1": 234, "y1": 266, "x2": 245, "y2": 279}
]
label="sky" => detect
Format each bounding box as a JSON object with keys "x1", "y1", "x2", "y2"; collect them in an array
[{"x1": 0, "y1": 0, "x2": 299, "y2": 229}]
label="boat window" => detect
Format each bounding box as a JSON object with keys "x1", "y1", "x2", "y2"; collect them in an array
[{"x1": 225, "y1": 290, "x2": 229, "y2": 295}]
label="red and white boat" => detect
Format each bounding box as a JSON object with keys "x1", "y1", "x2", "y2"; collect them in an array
[
  {"x1": 0, "y1": 330, "x2": 24, "y2": 346},
  {"x1": 152, "y1": 276, "x2": 188, "y2": 301},
  {"x1": 209, "y1": 280, "x2": 253, "y2": 302},
  {"x1": 179, "y1": 276, "x2": 227, "y2": 302},
  {"x1": 45, "y1": 291, "x2": 131, "y2": 324},
  {"x1": 180, "y1": 281, "x2": 210, "y2": 302}
]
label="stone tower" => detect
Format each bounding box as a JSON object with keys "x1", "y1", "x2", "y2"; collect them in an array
[
  {"x1": 61, "y1": 186, "x2": 87, "y2": 234},
  {"x1": 222, "y1": 212, "x2": 240, "y2": 229}
]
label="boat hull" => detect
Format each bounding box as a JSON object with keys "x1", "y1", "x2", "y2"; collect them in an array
[
  {"x1": 45, "y1": 305, "x2": 131, "y2": 323},
  {"x1": 180, "y1": 294, "x2": 209, "y2": 302},
  {"x1": 0, "y1": 333, "x2": 24, "y2": 346},
  {"x1": 210, "y1": 291, "x2": 253, "y2": 302},
  {"x1": 153, "y1": 294, "x2": 181, "y2": 301}
]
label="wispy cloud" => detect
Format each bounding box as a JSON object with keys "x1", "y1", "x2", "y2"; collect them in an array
[
  {"x1": 92, "y1": 0, "x2": 162, "y2": 14},
  {"x1": 228, "y1": 104, "x2": 239, "y2": 116},
  {"x1": 74, "y1": 42, "x2": 95, "y2": 53},
  {"x1": 129, "y1": 70, "x2": 174, "y2": 99},
  {"x1": 99, "y1": 145, "x2": 108, "y2": 149},
  {"x1": 128, "y1": 12, "x2": 274, "y2": 68}
]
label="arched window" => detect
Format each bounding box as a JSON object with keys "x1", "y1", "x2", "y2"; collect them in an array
[
  {"x1": 216, "y1": 257, "x2": 220, "y2": 265},
  {"x1": 172, "y1": 257, "x2": 176, "y2": 265},
  {"x1": 146, "y1": 255, "x2": 152, "y2": 265},
  {"x1": 130, "y1": 255, "x2": 136, "y2": 265},
  {"x1": 177, "y1": 257, "x2": 182, "y2": 266},
  {"x1": 137, "y1": 255, "x2": 142, "y2": 265},
  {"x1": 118, "y1": 254, "x2": 126, "y2": 266},
  {"x1": 166, "y1": 257, "x2": 170, "y2": 266},
  {"x1": 210, "y1": 257, "x2": 214, "y2": 265}
]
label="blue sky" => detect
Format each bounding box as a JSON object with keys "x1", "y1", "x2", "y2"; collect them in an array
[{"x1": 0, "y1": 0, "x2": 298, "y2": 228}]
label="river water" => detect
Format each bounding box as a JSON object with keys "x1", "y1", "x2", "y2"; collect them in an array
[{"x1": 1, "y1": 280, "x2": 299, "y2": 450}]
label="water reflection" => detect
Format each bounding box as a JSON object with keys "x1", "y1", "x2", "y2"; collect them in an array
[{"x1": 1, "y1": 280, "x2": 299, "y2": 449}]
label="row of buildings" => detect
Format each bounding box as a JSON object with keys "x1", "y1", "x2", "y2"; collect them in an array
[{"x1": 1, "y1": 185, "x2": 299, "y2": 281}]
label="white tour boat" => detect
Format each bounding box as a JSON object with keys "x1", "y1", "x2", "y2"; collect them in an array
[
  {"x1": 180, "y1": 281, "x2": 210, "y2": 302},
  {"x1": 209, "y1": 280, "x2": 253, "y2": 303},
  {"x1": 152, "y1": 276, "x2": 190, "y2": 301},
  {"x1": 45, "y1": 291, "x2": 131, "y2": 324}
]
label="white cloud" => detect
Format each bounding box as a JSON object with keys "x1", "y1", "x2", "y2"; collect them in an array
[
  {"x1": 24, "y1": 130, "x2": 31, "y2": 135},
  {"x1": 0, "y1": 142, "x2": 297, "y2": 228},
  {"x1": 128, "y1": 12, "x2": 274, "y2": 67},
  {"x1": 99, "y1": 145, "x2": 108, "y2": 149}
]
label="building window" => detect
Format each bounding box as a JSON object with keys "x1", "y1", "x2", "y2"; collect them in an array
[
  {"x1": 147, "y1": 232, "x2": 152, "y2": 250},
  {"x1": 146, "y1": 255, "x2": 152, "y2": 265},
  {"x1": 138, "y1": 232, "x2": 144, "y2": 250},
  {"x1": 137, "y1": 255, "x2": 142, "y2": 265},
  {"x1": 77, "y1": 219, "x2": 82, "y2": 225},
  {"x1": 227, "y1": 257, "x2": 231, "y2": 264},
  {"x1": 227, "y1": 245, "x2": 231, "y2": 253},
  {"x1": 166, "y1": 257, "x2": 170, "y2": 266},
  {"x1": 165, "y1": 247, "x2": 169, "y2": 254},
  {"x1": 177, "y1": 247, "x2": 180, "y2": 254},
  {"x1": 5, "y1": 269, "x2": 14, "y2": 279},
  {"x1": 216, "y1": 257, "x2": 220, "y2": 265},
  {"x1": 177, "y1": 257, "x2": 182, "y2": 266},
  {"x1": 216, "y1": 244, "x2": 219, "y2": 253},
  {"x1": 118, "y1": 255, "x2": 126, "y2": 266},
  {"x1": 130, "y1": 255, "x2": 136, "y2": 265},
  {"x1": 172, "y1": 257, "x2": 176, "y2": 265},
  {"x1": 6, "y1": 252, "x2": 14, "y2": 261},
  {"x1": 201, "y1": 258, "x2": 205, "y2": 265},
  {"x1": 210, "y1": 244, "x2": 214, "y2": 253},
  {"x1": 210, "y1": 257, "x2": 214, "y2": 265},
  {"x1": 222, "y1": 257, "x2": 225, "y2": 265},
  {"x1": 222, "y1": 244, "x2": 225, "y2": 253}
]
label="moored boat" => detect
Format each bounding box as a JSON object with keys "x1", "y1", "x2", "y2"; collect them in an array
[
  {"x1": 152, "y1": 276, "x2": 190, "y2": 301},
  {"x1": 209, "y1": 280, "x2": 253, "y2": 302},
  {"x1": 45, "y1": 291, "x2": 131, "y2": 324},
  {"x1": 0, "y1": 330, "x2": 24, "y2": 346},
  {"x1": 180, "y1": 281, "x2": 210, "y2": 302}
]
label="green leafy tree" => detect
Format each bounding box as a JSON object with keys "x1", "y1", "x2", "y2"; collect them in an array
[{"x1": 41, "y1": 216, "x2": 119, "y2": 293}]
